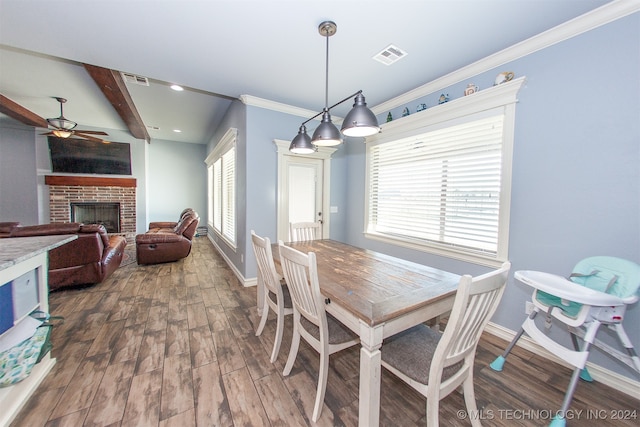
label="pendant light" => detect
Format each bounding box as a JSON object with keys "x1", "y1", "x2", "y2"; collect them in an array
[
  {"x1": 289, "y1": 124, "x2": 315, "y2": 154},
  {"x1": 289, "y1": 21, "x2": 380, "y2": 153},
  {"x1": 341, "y1": 92, "x2": 380, "y2": 137}
]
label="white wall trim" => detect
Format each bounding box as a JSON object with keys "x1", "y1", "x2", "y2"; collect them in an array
[
  {"x1": 485, "y1": 322, "x2": 640, "y2": 398},
  {"x1": 240, "y1": 94, "x2": 320, "y2": 120}
]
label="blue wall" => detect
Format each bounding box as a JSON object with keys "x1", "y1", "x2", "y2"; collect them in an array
[
  {"x1": 340, "y1": 13, "x2": 639, "y2": 378},
  {"x1": 146, "y1": 139, "x2": 207, "y2": 226}
]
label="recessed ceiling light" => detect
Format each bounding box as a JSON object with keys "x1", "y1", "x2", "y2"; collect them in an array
[
  {"x1": 170, "y1": 84, "x2": 184, "y2": 91},
  {"x1": 173, "y1": 129, "x2": 182, "y2": 133}
]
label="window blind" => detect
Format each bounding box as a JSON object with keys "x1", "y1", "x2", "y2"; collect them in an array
[
  {"x1": 213, "y1": 159, "x2": 222, "y2": 232},
  {"x1": 221, "y1": 147, "x2": 236, "y2": 243},
  {"x1": 368, "y1": 113, "x2": 504, "y2": 255}
]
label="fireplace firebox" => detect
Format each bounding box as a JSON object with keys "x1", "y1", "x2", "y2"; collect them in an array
[{"x1": 71, "y1": 202, "x2": 120, "y2": 233}]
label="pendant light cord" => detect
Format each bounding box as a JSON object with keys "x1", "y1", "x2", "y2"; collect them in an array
[{"x1": 324, "y1": 23, "x2": 330, "y2": 111}]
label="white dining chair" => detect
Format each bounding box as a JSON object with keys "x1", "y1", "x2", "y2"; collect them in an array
[
  {"x1": 278, "y1": 241, "x2": 359, "y2": 422},
  {"x1": 380, "y1": 261, "x2": 511, "y2": 427},
  {"x1": 251, "y1": 231, "x2": 293, "y2": 363},
  {"x1": 289, "y1": 221, "x2": 321, "y2": 242}
]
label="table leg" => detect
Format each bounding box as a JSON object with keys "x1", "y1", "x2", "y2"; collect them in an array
[{"x1": 358, "y1": 321, "x2": 384, "y2": 427}]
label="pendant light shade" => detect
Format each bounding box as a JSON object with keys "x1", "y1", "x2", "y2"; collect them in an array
[
  {"x1": 341, "y1": 92, "x2": 380, "y2": 137},
  {"x1": 311, "y1": 110, "x2": 342, "y2": 146},
  {"x1": 289, "y1": 125, "x2": 316, "y2": 154}
]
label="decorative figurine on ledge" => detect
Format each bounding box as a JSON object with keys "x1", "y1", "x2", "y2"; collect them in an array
[
  {"x1": 438, "y1": 94, "x2": 450, "y2": 104},
  {"x1": 386, "y1": 112, "x2": 393, "y2": 122},
  {"x1": 417, "y1": 103, "x2": 427, "y2": 112},
  {"x1": 464, "y1": 84, "x2": 479, "y2": 96},
  {"x1": 494, "y1": 71, "x2": 515, "y2": 85},
  {"x1": 402, "y1": 107, "x2": 410, "y2": 117}
]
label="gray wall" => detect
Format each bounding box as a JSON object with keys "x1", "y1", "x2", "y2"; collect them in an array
[
  {"x1": 0, "y1": 123, "x2": 39, "y2": 224},
  {"x1": 340, "y1": 13, "x2": 639, "y2": 379}
]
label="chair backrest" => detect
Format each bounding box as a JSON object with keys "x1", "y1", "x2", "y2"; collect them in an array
[
  {"x1": 432, "y1": 261, "x2": 510, "y2": 390},
  {"x1": 289, "y1": 221, "x2": 321, "y2": 242},
  {"x1": 570, "y1": 256, "x2": 640, "y2": 298},
  {"x1": 251, "y1": 231, "x2": 283, "y2": 295},
  {"x1": 278, "y1": 241, "x2": 326, "y2": 330}
]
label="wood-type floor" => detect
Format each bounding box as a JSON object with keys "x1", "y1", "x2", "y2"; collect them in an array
[{"x1": 10, "y1": 238, "x2": 639, "y2": 426}]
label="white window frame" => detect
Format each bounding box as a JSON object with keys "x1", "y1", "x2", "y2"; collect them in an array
[
  {"x1": 364, "y1": 77, "x2": 525, "y2": 267},
  {"x1": 205, "y1": 128, "x2": 238, "y2": 249}
]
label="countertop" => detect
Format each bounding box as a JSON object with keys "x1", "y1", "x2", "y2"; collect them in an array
[{"x1": 0, "y1": 235, "x2": 78, "y2": 271}]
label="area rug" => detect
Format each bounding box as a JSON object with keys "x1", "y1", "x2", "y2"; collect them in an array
[{"x1": 120, "y1": 247, "x2": 137, "y2": 267}]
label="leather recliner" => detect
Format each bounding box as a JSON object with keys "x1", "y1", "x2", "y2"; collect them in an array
[
  {"x1": 135, "y1": 209, "x2": 200, "y2": 265},
  {"x1": 8, "y1": 222, "x2": 127, "y2": 290}
]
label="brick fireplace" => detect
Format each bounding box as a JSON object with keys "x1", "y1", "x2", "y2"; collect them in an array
[{"x1": 45, "y1": 175, "x2": 136, "y2": 237}]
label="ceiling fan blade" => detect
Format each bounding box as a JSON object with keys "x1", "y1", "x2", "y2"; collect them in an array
[
  {"x1": 40, "y1": 131, "x2": 55, "y2": 135},
  {"x1": 72, "y1": 130, "x2": 109, "y2": 135},
  {"x1": 74, "y1": 132, "x2": 109, "y2": 143}
]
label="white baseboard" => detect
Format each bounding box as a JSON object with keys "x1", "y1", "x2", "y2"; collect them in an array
[
  {"x1": 207, "y1": 234, "x2": 256, "y2": 288},
  {"x1": 485, "y1": 322, "x2": 640, "y2": 398}
]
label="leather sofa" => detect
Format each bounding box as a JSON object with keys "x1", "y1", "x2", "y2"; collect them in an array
[
  {"x1": 0, "y1": 222, "x2": 20, "y2": 238},
  {"x1": 7, "y1": 222, "x2": 127, "y2": 290},
  {"x1": 136, "y1": 209, "x2": 199, "y2": 265}
]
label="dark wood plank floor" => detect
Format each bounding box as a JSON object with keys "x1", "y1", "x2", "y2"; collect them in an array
[{"x1": 10, "y1": 238, "x2": 639, "y2": 426}]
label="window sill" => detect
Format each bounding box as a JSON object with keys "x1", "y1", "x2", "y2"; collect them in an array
[{"x1": 364, "y1": 232, "x2": 506, "y2": 268}]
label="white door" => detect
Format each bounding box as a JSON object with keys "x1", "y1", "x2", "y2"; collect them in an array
[
  {"x1": 286, "y1": 158, "x2": 323, "y2": 240},
  {"x1": 275, "y1": 140, "x2": 336, "y2": 242}
]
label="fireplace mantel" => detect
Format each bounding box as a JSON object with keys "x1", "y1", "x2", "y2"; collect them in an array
[{"x1": 45, "y1": 175, "x2": 137, "y2": 188}]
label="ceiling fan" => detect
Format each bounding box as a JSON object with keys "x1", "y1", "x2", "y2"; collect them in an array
[{"x1": 41, "y1": 97, "x2": 109, "y2": 143}]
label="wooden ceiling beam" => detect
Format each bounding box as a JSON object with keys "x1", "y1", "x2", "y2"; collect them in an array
[
  {"x1": 83, "y1": 64, "x2": 150, "y2": 143},
  {"x1": 0, "y1": 94, "x2": 48, "y2": 128}
]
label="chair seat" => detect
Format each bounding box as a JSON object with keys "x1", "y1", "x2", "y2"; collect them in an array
[
  {"x1": 382, "y1": 324, "x2": 462, "y2": 384},
  {"x1": 267, "y1": 283, "x2": 293, "y2": 309},
  {"x1": 300, "y1": 313, "x2": 358, "y2": 344}
]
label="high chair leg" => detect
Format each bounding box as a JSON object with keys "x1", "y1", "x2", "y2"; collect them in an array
[{"x1": 490, "y1": 310, "x2": 538, "y2": 371}]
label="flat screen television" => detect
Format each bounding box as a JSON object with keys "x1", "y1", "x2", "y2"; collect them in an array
[{"x1": 48, "y1": 136, "x2": 132, "y2": 175}]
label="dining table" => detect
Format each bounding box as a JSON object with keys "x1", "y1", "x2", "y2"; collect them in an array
[{"x1": 272, "y1": 239, "x2": 461, "y2": 427}]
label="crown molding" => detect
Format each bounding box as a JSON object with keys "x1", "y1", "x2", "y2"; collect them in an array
[
  {"x1": 240, "y1": 1, "x2": 638, "y2": 121},
  {"x1": 371, "y1": 0, "x2": 639, "y2": 115},
  {"x1": 240, "y1": 95, "x2": 318, "y2": 120}
]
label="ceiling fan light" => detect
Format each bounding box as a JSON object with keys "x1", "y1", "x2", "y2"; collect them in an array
[
  {"x1": 52, "y1": 129, "x2": 73, "y2": 138},
  {"x1": 47, "y1": 117, "x2": 77, "y2": 130},
  {"x1": 311, "y1": 111, "x2": 342, "y2": 146},
  {"x1": 341, "y1": 93, "x2": 380, "y2": 137},
  {"x1": 289, "y1": 125, "x2": 316, "y2": 154}
]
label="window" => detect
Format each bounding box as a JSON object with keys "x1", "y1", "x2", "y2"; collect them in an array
[
  {"x1": 365, "y1": 79, "x2": 524, "y2": 266},
  {"x1": 205, "y1": 128, "x2": 237, "y2": 248}
]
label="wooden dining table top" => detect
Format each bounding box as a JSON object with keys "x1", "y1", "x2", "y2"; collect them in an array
[{"x1": 274, "y1": 239, "x2": 461, "y2": 327}]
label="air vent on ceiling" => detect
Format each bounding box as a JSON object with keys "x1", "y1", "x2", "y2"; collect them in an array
[
  {"x1": 121, "y1": 72, "x2": 149, "y2": 86},
  {"x1": 373, "y1": 44, "x2": 408, "y2": 65}
]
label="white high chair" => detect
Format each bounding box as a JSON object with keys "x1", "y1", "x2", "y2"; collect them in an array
[{"x1": 490, "y1": 256, "x2": 640, "y2": 427}]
